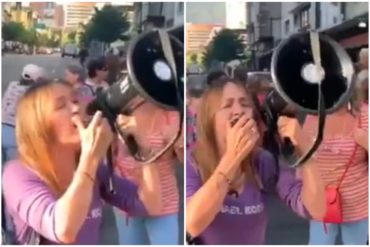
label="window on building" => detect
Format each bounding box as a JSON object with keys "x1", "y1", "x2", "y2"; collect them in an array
[
  {"x1": 315, "y1": 3, "x2": 321, "y2": 28},
  {"x1": 16, "y1": 2, "x2": 22, "y2": 10},
  {"x1": 284, "y1": 19, "x2": 290, "y2": 34},
  {"x1": 300, "y1": 7, "x2": 310, "y2": 28},
  {"x1": 27, "y1": 11, "x2": 32, "y2": 20},
  {"x1": 293, "y1": 14, "x2": 298, "y2": 27},
  {"x1": 166, "y1": 19, "x2": 174, "y2": 28},
  {"x1": 178, "y1": 2, "x2": 184, "y2": 14}
]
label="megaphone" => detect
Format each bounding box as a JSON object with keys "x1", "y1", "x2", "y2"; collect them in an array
[
  {"x1": 271, "y1": 31, "x2": 354, "y2": 114},
  {"x1": 267, "y1": 31, "x2": 355, "y2": 167},
  {"x1": 87, "y1": 29, "x2": 184, "y2": 164}
]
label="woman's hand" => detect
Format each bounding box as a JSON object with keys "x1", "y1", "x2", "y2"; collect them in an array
[
  {"x1": 353, "y1": 128, "x2": 368, "y2": 150},
  {"x1": 116, "y1": 114, "x2": 137, "y2": 134},
  {"x1": 277, "y1": 116, "x2": 312, "y2": 154},
  {"x1": 225, "y1": 114, "x2": 259, "y2": 166},
  {"x1": 72, "y1": 111, "x2": 113, "y2": 162}
]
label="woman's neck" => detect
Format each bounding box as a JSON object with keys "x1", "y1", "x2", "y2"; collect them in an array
[{"x1": 50, "y1": 145, "x2": 77, "y2": 189}]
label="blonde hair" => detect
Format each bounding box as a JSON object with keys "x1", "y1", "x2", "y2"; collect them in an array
[
  {"x1": 193, "y1": 78, "x2": 261, "y2": 184},
  {"x1": 16, "y1": 79, "x2": 72, "y2": 195}
]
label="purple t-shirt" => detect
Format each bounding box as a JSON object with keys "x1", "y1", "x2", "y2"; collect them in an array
[
  {"x1": 186, "y1": 150, "x2": 309, "y2": 245},
  {"x1": 2, "y1": 160, "x2": 147, "y2": 244}
]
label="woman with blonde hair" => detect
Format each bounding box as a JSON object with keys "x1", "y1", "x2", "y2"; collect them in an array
[
  {"x1": 2, "y1": 80, "x2": 162, "y2": 244},
  {"x1": 186, "y1": 77, "x2": 326, "y2": 244}
]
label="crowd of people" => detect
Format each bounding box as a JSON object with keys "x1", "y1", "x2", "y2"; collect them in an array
[
  {"x1": 1, "y1": 53, "x2": 184, "y2": 244},
  {"x1": 185, "y1": 48, "x2": 368, "y2": 245}
]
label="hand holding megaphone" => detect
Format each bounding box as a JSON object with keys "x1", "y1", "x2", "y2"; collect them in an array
[{"x1": 277, "y1": 116, "x2": 313, "y2": 156}]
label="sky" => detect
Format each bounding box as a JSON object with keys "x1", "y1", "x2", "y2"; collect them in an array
[{"x1": 186, "y1": 2, "x2": 226, "y2": 25}]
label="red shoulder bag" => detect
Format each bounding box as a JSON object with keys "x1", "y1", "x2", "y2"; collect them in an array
[{"x1": 322, "y1": 115, "x2": 362, "y2": 229}]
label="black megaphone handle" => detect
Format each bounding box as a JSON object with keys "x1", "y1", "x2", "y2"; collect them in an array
[{"x1": 289, "y1": 87, "x2": 326, "y2": 167}]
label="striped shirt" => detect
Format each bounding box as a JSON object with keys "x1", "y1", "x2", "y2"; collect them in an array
[
  {"x1": 114, "y1": 111, "x2": 180, "y2": 216},
  {"x1": 304, "y1": 104, "x2": 368, "y2": 222}
]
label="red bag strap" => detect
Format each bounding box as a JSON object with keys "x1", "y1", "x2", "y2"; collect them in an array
[{"x1": 337, "y1": 112, "x2": 362, "y2": 188}]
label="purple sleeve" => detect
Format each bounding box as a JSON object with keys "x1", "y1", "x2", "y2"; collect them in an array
[
  {"x1": 186, "y1": 154, "x2": 203, "y2": 198},
  {"x1": 2, "y1": 161, "x2": 61, "y2": 243},
  {"x1": 97, "y1": 164, "x2": 147, "y2": 215},
  {"x1": 258, "y1": 151, "x2": 310, "y2": 218}
]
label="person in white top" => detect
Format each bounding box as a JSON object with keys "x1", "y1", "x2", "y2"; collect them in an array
[
  {"x1": 2, "y1": 64, "x2": 46, "y2": 162},
  {"x1": 85, "y1": 57, "x2": 109, "y2": 93}
]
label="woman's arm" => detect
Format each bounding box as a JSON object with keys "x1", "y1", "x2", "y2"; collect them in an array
[
  {"x1": 186, "y1": 154, "x2": 238, "y2": 237},
  {"x1": 276, "y1": 160, "x2": 325, "y2": 219},
  {"x1": 3, "y1": 154, "x2": 100, "y2": 244},
  {"x1": 354, "y1": 128, "x2": 368, "y2": 151},
  {"x1": 53, "y1": 153, "x2": 100, "y2": 243},
  {"x1": 277, "y1": 116, "x2": 326, "y2": 219}
]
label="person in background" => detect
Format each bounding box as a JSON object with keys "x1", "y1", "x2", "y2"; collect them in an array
[
  {"x1": 65, "y1": 65, "x2": 94, "y2": 98},
  {"x1": 2, "y1": 64, "x2": 46, "y2": 162},
  {"x1": 233, "y1": 65, "x2": 248, "y2": 85},
  {"x1": 186, "y1": 74, "x2": 206, "y2": 150},
  {"x1": 206, "y1": 70, "x2": 227, "y2": 87},
  {"x1": 86, "y1": 57, "x2": 109, "y2": 93},
  {"x1": 2, "y1": 80, "x2": 162, "y2": 244},
  {"x1": 113, "y1": 95, "x2": 183, "y2": 245},
  {"x1": 357, "y1": 48, "x2": 368, "y2": 105},
  {"x1": 106, "y1": 49, "x2": 121, "y2": 85},
  {"x1": 303, "y1": 83, "x2": 368, "y2": 245},
  {"x1": 78, "y1": 48, "x2": 89, "y2": 68},
  {"x1": 186, "y1": 77, "x2": 325, "y2": 245},
  {"x1": 187, "y1": 87, "x2": 203, "y2": 151}
]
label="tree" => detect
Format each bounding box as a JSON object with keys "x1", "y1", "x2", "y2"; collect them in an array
[
  {"x1": 68, "y1": 31, "x2": 77, "y2": 42},
  {"x1": 20, "y1": 28, "x2": 37, "y2": 47},
  {"x1": 186, "y1": 53, "x2": 201, "y2": 65},
  {"x1": 37, "y1": 33, "x2": 49, "y2": 47},
  {"x1": 87, "y1": 5, "x2": 130, "y2": 44},
  {"x1": 202, "y1": 29, "x2": 246, "y2": 68},
  {"x1": 2, "y1": 22, "x2": 25, "y2": 41}
]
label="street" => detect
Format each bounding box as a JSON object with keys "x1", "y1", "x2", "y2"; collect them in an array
[{"x1": 1, "y1": 53, "x2": 79, "y2": 94}]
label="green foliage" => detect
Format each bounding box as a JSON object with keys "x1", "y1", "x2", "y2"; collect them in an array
[
  {"x1": 19, "y1": 28, "x2": 37, "y2": 46},
  {"x1": 186, "y1": 53, "x2": 200, "y2": 65},
  {"x1": 202, "y1": 29, "x2": 246, "y2": 68},
  {"x1": 79, "y1": 5, "x2": 130, "y2": 46},
  {"x1": 68, "y1": 31, "x2": 77, "y2": 42},
  {"x1": 2, "y1": 21, "x2": 25, "y2": 41},
  {"x1": 37, "y1": 33, "x2": 49, "y2": 47}
]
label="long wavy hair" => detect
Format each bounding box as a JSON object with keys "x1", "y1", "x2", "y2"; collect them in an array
[
  {"x1": 193, "y1": 77, "x2": 263, "y2": 185},
  {"x1": 15, "y1": 79, "x2": 73, "y2": 195}
]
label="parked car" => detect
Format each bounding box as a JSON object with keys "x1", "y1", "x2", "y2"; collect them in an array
[
  {"x1": 53, "y1": 47, "x2": 61, "y2": 53},
  {"x1": 62, "y1": 43, "x2": 78, "y2": 58}
]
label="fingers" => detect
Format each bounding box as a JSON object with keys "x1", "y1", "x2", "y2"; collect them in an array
[
  {"x1": 71, "y1": 115, "x2": 85, "y2": 133},
  {"x1": 233, "y1": 114, "x2": 248, "y2": 129},
  {"x1": 89, "y1": 111, "x2": 103, "y2": 130}
]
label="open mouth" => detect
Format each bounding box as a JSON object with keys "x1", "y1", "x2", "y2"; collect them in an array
[{"x1": 230, "y1": 118, "x2": 239, "y2": 127}]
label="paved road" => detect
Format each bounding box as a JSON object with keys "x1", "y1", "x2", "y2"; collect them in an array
[{"x1": 1, "y1": 53, "x2": 81, "y2": 94}]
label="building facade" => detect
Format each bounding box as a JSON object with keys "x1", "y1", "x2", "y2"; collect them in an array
[
  {"x1": 246, "y1": 2, "x2": 282, "y2": 70},
  {"x1": 247, "y1": 2, "x2": 368, "y2": 70},
  {"x1": 133, "y1": 2, "x2": 184, "y2": 32},
  {"x1": 64, "y1": 2, "x2": 96, "y2": 28},
  {"x1": 8, "y1": 3, "x2": 37, "y2": 29},
  {"x1": 186, "y1": 23, "x2": 223, "y2": 54},
  {"x1": 30, "y1": 2, "x2": 64, "y2": 29}
]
